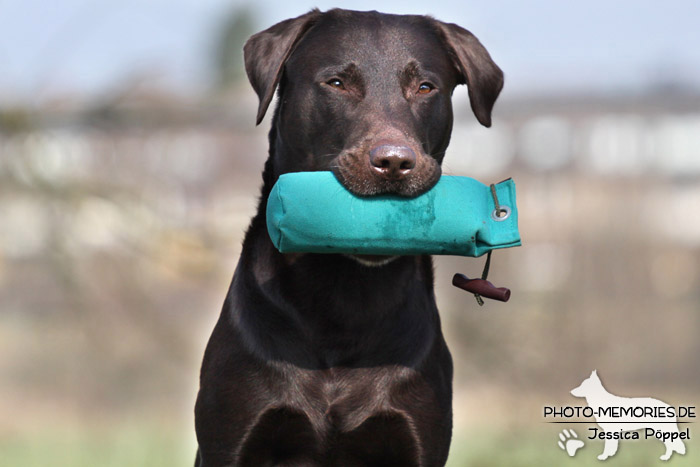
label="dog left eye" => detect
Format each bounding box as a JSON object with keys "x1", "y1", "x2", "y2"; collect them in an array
[
  {"x1": 417, "y1": 82, "x2": 435, "y2": 94},
  {"x1": 327, "y1": 78, "x2": 345, "y2": 90}
]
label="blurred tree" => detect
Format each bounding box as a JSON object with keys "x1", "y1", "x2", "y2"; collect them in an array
[
  {"x1": 212, "y1": 6, "x2": 257, "y2": 90},
  {"x1": 0, "y1": 107, "x2": 33, "y2": 133}
]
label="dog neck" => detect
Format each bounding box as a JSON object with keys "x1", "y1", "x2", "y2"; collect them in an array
[
  {"x1": 226, "y1": 187, "x2": 437, "y2": 368},
  {"x1": 240, "y1": 211, "x2": 435, "y2": 312}
]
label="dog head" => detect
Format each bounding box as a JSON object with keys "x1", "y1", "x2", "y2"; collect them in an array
[
  {"x1": 571, "y1": 370, "x2": 603, "y2": 398},
  {"x1": 244, "y1": 9, "x2": 503, "y2": 197}
]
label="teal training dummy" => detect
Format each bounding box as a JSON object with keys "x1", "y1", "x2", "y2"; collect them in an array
[{"x1": 266, "y1": 172, "x2": 520, "y2": 257}]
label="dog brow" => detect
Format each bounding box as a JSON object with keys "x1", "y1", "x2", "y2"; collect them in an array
[
  {"x1": 401, "y1": 61, "x2": 421, "y2": 80},
  {"x1": 318, "y1": 63, "x2": 361, "y2": 78},
  {"x1": 398, "y1": 60, "x2": 437, "y2": 86}
]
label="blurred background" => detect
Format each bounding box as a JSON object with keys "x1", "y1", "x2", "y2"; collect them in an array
[{"x1": 1, "y1": 1, "x2": 698, "y2": 465}]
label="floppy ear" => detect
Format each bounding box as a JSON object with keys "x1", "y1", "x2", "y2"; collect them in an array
[
  {"x1": 243, "y1": 10, "x2": 321, "y2": 125},
  {"x1": 434, "y1": 21, "x2": 504, "y2": 127}
]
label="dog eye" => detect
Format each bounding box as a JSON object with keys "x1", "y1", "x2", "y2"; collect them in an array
[
  {"x1": 417, "y1": 82, "x2": 435, "y2": 94},
  {"x1": 327, "y1": 78, "x2": 345, "y2": 90}
]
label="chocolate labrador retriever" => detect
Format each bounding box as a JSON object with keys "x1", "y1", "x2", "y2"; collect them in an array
[{"x1": 195, "y1": 8, "x2": 502, "y2": 466}]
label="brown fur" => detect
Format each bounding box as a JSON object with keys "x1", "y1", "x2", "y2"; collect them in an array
[{"x1": 194, "y1": 9, "x2": 503, "y2": 466}]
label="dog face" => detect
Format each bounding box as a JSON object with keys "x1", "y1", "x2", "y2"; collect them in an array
[{"x1": 244, "y1": 9, "x2": 503, "y2": 197}]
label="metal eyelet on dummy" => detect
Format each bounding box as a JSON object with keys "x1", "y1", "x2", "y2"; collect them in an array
[{"x1": 491, "y1": 205, "x2": 511, "y2": 221}]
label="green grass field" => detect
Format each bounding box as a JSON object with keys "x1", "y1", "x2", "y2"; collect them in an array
[
  {"x1": 449, "y1": 430, "x2": 695, "y2": 467},
  {"x1": 0, "y1": 425, "x2": 194, "y2": 467},
  {"x1": 0, "y1": 426, "x2": 694, "y2": 466}
]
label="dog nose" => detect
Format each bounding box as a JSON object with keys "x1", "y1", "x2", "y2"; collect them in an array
[{"x1": 369, "y1": 145, "x2": 416, "y2": 180}]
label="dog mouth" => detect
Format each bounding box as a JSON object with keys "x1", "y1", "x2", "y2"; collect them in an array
[{"x1": 332, "y1": 152, "x2": 441, "y2": 198}]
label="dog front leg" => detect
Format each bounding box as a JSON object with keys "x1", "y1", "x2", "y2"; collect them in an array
[{"x1": 598, "y1": 437, "x2": 619, "y2": 460}]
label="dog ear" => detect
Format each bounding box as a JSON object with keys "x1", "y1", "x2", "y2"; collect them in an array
[
  {"x1": 434, "y1": 21, "x2": 504, "y2": 127},
  {"x1": 244, "y1": 10, "x2": 321, "y2": 125}
]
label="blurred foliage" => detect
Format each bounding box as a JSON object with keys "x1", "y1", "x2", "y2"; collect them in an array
[
  {"x1": 0, "y1": 107, "x2": 34, "y2": 134},
  {"x1": 212, "y1": 6, "x2": 257, "y2": 90}
]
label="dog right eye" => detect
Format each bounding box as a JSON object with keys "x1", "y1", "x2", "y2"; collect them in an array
[
  {"x1": 417, "y1": 82, "x2": 435, "y2": 94},
  {"x1": 326, "y1": 78, "x2": 345, "y2": 90}
]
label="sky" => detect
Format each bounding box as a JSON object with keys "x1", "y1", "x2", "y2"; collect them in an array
[{"x1": 1, "y1": 0, "x2": 699, "y2": 105}]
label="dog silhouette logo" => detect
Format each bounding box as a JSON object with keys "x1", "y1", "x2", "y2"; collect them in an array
[{"x1": 570, "y1": 370, "x2": 687, "y2": 461}]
